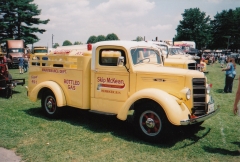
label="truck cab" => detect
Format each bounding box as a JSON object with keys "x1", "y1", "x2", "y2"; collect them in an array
[
  {"x1": 6, "y1": 40, "x2": 25, "y2": 68},
  {"x1": 27, "y1": 41, "x2": 218, "y2": 142},
  {"x1": 147, "y1": 41, "x2": 198, "y2": 70},
  {"x1": 33, "y1": 46, "x2": 48, "y2": 55}
]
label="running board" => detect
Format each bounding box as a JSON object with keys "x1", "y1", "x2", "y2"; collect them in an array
[{"x1": 89, "y1": 110, "x2": 116, "y2": 116}]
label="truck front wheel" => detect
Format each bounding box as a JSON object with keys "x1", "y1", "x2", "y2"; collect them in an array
[
  {"x1": 41, "y1": 90, "x2": 60, "y2": 118},
  {"x1": 134, "y1": 102, "x2": 170, "y2": 142}
]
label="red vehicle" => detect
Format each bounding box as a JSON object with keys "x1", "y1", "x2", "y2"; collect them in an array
[
  {"x1": 0, "y1": 63, "x2": 25, "y2": 98},
  {"x1": 6, "y1": 40, "x2": 25, "y2": 68}
]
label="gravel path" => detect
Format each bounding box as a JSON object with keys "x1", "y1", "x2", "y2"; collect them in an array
[{"x1": 0, "y1": 147, "x2": 21, "y2": 162}]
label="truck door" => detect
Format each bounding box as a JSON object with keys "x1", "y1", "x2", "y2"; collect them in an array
[{"x1": 91, "y1": 48, "x2": 130, "y2": 114}]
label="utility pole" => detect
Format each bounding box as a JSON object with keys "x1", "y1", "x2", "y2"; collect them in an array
[
  {"x1": 223, "y1": 36, "x2": 230, "y2": 53},
  {"x1": 52, "y1": 34, "x2": 54, "y2": 48}
]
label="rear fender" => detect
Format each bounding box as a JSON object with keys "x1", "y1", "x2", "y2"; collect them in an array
[
  {"x1": 117, "y1": 88, "x2": 190, "y2": 125},
  {"x1": 29, "y1": 81, "x2": 66, "y2": 107}
]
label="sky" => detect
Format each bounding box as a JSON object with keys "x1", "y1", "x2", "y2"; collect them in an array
[{"x1": 33, "y1": 0, "x2": 240, "y2": 47}]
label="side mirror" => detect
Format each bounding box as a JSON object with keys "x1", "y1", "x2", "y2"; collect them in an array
[{"x1": 117, "y1": 56, "x2": 124, "y2": 66}]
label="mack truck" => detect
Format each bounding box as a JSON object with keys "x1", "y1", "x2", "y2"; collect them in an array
[
  {"x1": 26, "y1": 41, "x2": 218, "y2": 142},
  {"x1": 6, "y1": 40, "x2": 25, "y2": 68}
]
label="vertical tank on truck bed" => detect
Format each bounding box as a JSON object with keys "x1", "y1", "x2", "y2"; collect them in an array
[{"x1": 6, "y1": 40, "x2": 25, "y2": 68}]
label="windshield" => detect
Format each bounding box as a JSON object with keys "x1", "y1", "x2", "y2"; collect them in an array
[
  {"x1": 34, "y1": 49, "x2": 48, "y2": 53},
  {"x1": 155, "y1": 44, "x2": 168, "y2": 55},
  {"x1": 130, "y1": 48, "x2": 161, "y2": 65},
  {"x1": 8, "y1": 48, "x2": 24, "y2": 53},
  {"x1": 169, "y1": 48, "x2": 185, "y2": 55}
]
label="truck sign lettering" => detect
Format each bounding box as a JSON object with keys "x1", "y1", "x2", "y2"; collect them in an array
[
  {"x1": 97, "y1": 77, "x2": 125, "y2": 90},
  {"x1": 64, "y1": 79, "x2": 80, "y2": 90},
  {"x1": 31, "y1": 75, "x2": 38, "y2": 84},
  {"x1": 42, "y1": 68, "x2": 66, "y2": 74},
  {"x1": 97, "y1": 77, "x2": 124, "y2": 84},
  {"x1": 101, "y1": 89, "x2": 121, "y2": 94}
]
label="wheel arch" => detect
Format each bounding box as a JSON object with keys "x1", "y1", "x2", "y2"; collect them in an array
[
  {"x1": 117, "y1": 88, "x2": 190, "y2": 125},
  {"x1": 31, "y1": 81, "x2": 66, "y2": 107}
]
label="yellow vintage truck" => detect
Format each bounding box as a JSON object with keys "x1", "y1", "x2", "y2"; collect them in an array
[
  {"x1": 26, "y1": 41, "x2": 218, "y2": 142},
  {"x1": 147, "y1": 41, "x2": 197, "y2": 70},
  {"x1": 33, "y1": 46, "x2": 48, "y2": 55}
]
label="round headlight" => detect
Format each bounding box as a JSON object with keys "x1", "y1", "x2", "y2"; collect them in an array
[{"x1": 186, "y1": 89, "x2": 191, "y2": 100}]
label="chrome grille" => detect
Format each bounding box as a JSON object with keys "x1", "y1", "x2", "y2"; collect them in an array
[
  {"x1": 188, "y1": 63, "x2": 197, "y2": 70},
  {"x1": 192, "y1": 78, "x2": 206, "y2": 116},
  {"x1": 12, "y1": 57, "x2": 21, "y2": 64}
]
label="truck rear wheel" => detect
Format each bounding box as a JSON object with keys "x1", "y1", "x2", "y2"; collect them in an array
[
  {"x1": 41, "y1": 90, "x2": 60, "y2": 118},
  {"x1": 134, "y1": 102, "x2": 170, "y2": 142}
]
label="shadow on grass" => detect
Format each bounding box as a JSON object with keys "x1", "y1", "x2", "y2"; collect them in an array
[
  {"x1": 23, "y1": 106, "x2": 211, "y2": 148},
  {"x1": 215, "y1": 89, "x2": 224, "y2": 93},
  {"x1": 203, "y1": 146, "x2": 240, "y2": 156}
]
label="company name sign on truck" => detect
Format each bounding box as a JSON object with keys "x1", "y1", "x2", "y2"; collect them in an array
[{"x1": 26, "y1": 41, "x2": 219, "y2": 142}]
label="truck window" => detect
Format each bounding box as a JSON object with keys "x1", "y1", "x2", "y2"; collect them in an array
[
  {"x1": 131, "y1": 48, "x2": 161, "y2": 65},
  {"x1": 34, "y1": 49, "x2": 48, "y2": 53},
  {"x1": 169, "y1": 48, "x2": 185, "y2": 55},
  {"x1": 8, "y1": 48, "x2": 24, "y2": 53},
  {"x1": 99, "y1": 49, "x2": 126, "y2": 66}
]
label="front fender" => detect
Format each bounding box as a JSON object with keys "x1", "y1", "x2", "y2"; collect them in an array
[
  {"x1": 117, "y1": 88, "x2": 190, "y2": 125},
  {"x1": 29, "y1": 81, "x2": 66, "y2": 107}
]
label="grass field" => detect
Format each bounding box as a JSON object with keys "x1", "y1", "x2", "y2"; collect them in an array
[{"x1": 0, "y1": 63, "x2": 240, "y2": 162}]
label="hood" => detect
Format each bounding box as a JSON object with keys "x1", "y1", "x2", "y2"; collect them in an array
[
  {"x1": 133, "y1": 64, "x2": 205, "y2": 98},
  {"x1": 164, "y1": 54, "x2": 195, "y2": 60},
  {"x1": 134, "y1": 64, "x2": 203, "y2": 76},
  {"x1": 9, "y1": 53, "x2": 23, "y2": 58}
]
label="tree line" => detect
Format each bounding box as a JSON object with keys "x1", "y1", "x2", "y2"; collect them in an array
[{"x1": 175, "y1": 7, "x2": 240, "y2": 51}]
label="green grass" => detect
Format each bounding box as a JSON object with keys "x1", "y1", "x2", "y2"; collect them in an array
[{"x1": 0, "y1": 63, "x2": 240, "y2": 162}]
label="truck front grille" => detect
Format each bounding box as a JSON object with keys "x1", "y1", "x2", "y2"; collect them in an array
[
  {"x1": 192, "y1": 78, "x2": 206, "y2": 116},
  {"x1": 12, "y1": 57, "x2": 20, "y2": 63},
  {"x1": 188, "y1": 63, "x2": 197, "y2": 70}
]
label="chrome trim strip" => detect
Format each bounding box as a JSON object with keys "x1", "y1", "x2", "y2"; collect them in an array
[{"x1": 180, "y1": 108, "x2": 219, "y2": 125}]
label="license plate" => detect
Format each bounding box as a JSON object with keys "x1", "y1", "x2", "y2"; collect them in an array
[{"x1": 208, "y1": 103, "x2": 214, "y2": 113}]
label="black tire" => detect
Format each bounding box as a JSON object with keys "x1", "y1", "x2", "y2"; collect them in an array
[
  {"x1": 41, "y1": 90, "x2": 60, "y2": 118},
  {"x1": 134, "y1": 101, "x2": 170, "y2": 143},
  {"x1": 5, "y1": 87, "x2": 12, "y2": 99}
]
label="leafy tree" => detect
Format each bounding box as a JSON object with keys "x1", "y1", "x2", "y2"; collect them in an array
[
  {"x1": 174, "y1": 8, "x2": 211, "y2": 49},
  {"x1": 74, "y1": 41, "x2": 83, "y2": 45},
  {"x1": 87, "y1": 35, "x2": 97, "y2": 44},
  {"x1": 0, "y1": 0, "x2": 50, "y2": 44},
  {"x1": 53, "y1": 43, "x2": 59, "y2": 48},
  {"x1": 133, "y1": 36, "x2": 144, "y2": 41},
  {"x1": 211, "y1": 8, "x2": 240, "y2": 51},
  {"x1": 105, "y1": 33, "x2": 119, "y2": 40},
  {"x1": 62, "y1": 40, "x2": 72, "y2": 46},
  {"x1": 95, "y1": 35, "x2": 106, "y2": 43}
]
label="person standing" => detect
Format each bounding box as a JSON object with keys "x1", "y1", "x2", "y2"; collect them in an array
[
  {"x1": 222, "y1": 57, "x2": 235, "y2": 93},
  {"x1": 18, "y1": 56, "x2": 24, "y2": 74},
  {"x1": 230, "y1": 57, "x2": 236, "y2": 91},
  {"x1": 23, "y1": 55, "x2": 29, "y2": 72}
]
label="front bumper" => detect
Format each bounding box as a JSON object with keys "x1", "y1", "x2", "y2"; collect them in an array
[{"x1": 180, "y1": 97, "x2": 219, "y2": 125}]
